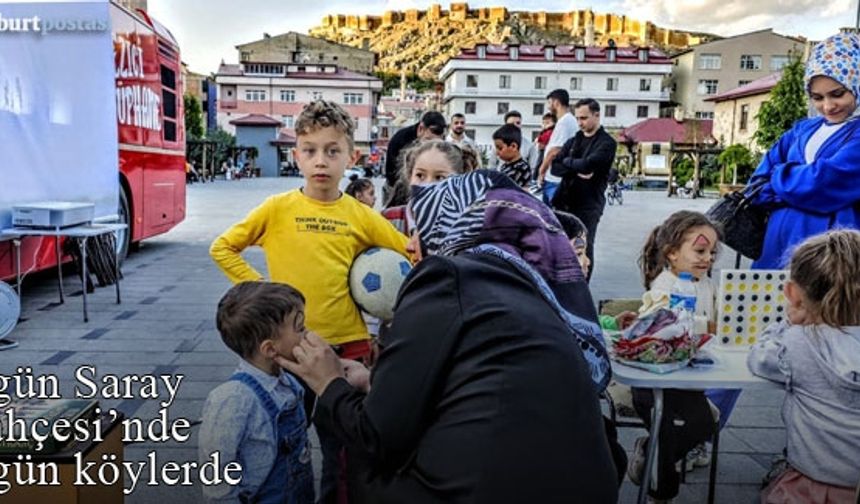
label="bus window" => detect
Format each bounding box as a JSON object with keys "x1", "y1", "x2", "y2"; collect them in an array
[{"x1": 161, "y1": 64, "x2": 177, "y2": 142}]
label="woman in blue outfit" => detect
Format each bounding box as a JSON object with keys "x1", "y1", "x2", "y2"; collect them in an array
[
  {"x1": 709, "y1": 32, "x2": 860, "y2": 431},
  {"x1": 750, "y1": 32, "x2": 860, "y2": 269}
]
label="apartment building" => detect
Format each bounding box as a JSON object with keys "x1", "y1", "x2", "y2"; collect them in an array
[
  {"x1": 671, "y1": 29, "x2": 802, "y2": 119},
  {"x1": 439, "y1": 43, "x2": 673, "y2": 145}
]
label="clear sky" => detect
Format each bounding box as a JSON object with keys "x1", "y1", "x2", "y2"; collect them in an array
[{"x1": 146, "y1": 0, "x2": 858, "y2": 74}]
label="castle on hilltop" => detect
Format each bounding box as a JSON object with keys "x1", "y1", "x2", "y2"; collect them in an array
[{"x1": 310, "y1": 3, "x2": 708, "y2": 48}]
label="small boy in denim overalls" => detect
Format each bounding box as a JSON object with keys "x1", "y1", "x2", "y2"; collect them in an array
[{"x1": 199, "y1": 281, "x2": 315, "y2": 503}]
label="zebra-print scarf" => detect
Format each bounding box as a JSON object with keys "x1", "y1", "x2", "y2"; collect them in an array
[{"x1": 410, "y1": 170, "x2": 610, "y2": 391}]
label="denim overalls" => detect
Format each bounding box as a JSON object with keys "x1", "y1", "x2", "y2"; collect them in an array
[{"x1": 230, "y1": 372, "x2": 315, "y2": 504}]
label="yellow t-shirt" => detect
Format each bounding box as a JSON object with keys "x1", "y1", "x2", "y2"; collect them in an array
[{"x1": 210, "y1": 190, "x2": 409, "y2": 345}]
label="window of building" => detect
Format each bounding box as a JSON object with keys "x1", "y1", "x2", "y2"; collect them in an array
[
  {"x1": 464, "y1": 129, "x2": 476, "y2": 140},
  {"x1": 699, "y1": 53, "x2": 721, "y2": 70},
  {"x1": 499, "y1": 75, "x2": 511, "y2": 89},
  {"x1": 280, "y1": 89, "x2": 296, "y2": 102},
  {"x1": 770, "y1": 55, "x2": 790, "y2": 71},
  {"x1": 695, "y1": 111, "x2": 715, "y2": 119},
  {"x1": 697, "y1": 79, "x2": 718, "y2": 95},
  {"x1": 465, "y1": 101, "x2": 476, "y2": 114},
  {"x1": 282, "y1": 115, "x2": 294, "y2": 128},
  {"x1": 739, "y1": 104, "x2": 750, "y2": 131},
  {"x1": 240, "y1": 51, "x2": 251, "y2": 61},
  {"x1": 533, "y1": 103, "x2": 544, "y2": 116},
  {"x1": 569, "y1": 77, "x2": 582, "y2": 91},
  {"x1": 738, "y1": 80, "x2": 752, "y2": 87},
  {"x1": 245, "y1": 63, "x2": 285, "y2": 75},
  {"x1": 312, "y1": 91, "x2": 323, "y2": 101},
  {"x1": 604, "y1": 104, "x2": 617, "y2": 117},
  {"x1": 651, "y1": 144, "x2": 661, "y2": 155},
  {"x1": 343, "y1": 93, "x2": 364, "y2": 105},
  {"x1": 245, "y1": 89, "x2": 267, "y2": 101},
  {"x1": 639, "y1": 79, "x2": 651, "y2": 92},
  {"x1": 606, "y1": 77, "x2": 619, "y2": 91},
  {"x1": 740, "y1": 54, "x2": 762, "y2": 71},
  {"x1": 534, "y1": 76, "x2": 547, "y2": 90},
  {"x1": 637, "y1": 105, "x2": 649, "y2": 118},
  {"x1": 466, "y1": 74, "x2": 478, "y2": 88},
  {"x1": 497, "y1": 102, "x2": 510, "y2": 115}
]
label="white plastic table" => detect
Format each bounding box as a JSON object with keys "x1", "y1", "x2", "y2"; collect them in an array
[
  {"x1": 611, "y1": 348, "x2": 780, "y2": 504},
  {"x1": 1, "y1": 223, "x2": 126, "y2": 322}
]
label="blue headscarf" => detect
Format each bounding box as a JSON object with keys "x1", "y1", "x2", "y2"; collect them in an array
[{"x1": 805, "y1": 32, "x2": 860, "y2": 100}]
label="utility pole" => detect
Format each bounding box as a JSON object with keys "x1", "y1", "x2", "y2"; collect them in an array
[{"x1": 856, "y1": 0, "x2": 859, "y2": 30}]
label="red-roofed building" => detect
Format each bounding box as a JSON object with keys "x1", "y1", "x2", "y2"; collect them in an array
[
  {"x1": 214, "y1": 33, "x2": 382, "y2": 156},
  {"x1": 618, "y1": 117, "x2": 714, "y2": 180},
  {"x1": 705, "y1": 72, "x2": 780, "y2": 147},
  {"x1": 438, "y1": 42, "x2": 673, "y2": 144}
]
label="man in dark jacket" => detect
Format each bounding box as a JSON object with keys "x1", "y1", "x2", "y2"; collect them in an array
[
  {"x1": 383, "y1": 111, "x2": 446, "y2": 189},
  {"x1": 551, "y1": 98, "x2": 617, "y2": 282}
]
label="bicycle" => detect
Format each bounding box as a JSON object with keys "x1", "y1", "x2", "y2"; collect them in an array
[{"x1": 606, "y1": 182, "x2": 624, "y2": 206}]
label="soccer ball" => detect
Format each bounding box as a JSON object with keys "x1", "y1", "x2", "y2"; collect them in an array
[{"x1": 349, "y1": 247, "x2": 412, "y2": 321}]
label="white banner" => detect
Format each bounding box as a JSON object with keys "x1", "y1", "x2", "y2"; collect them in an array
[{"x1": 0, "y1": 0, "x2": 118, "y2": 228}]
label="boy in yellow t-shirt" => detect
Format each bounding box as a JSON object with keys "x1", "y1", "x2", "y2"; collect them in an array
[
  {"x1": 211, "y1": 101, "x2": 408, "y2": 503},
  {"x1": 210, "y1": 100, "x2": 408, "y2": 357}
]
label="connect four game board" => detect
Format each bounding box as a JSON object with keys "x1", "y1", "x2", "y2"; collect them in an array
[{"x1": 716, "y1": 269, "x2": 788, "y2": 350}]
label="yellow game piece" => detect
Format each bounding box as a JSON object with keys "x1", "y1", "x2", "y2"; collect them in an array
[
  {"x1": 764, "y1": 305, "x2": 772, "y2": 313},
  {"x1": 722, "y1": 325, "x2": 730, "y2": 334},
  {"x1": 765, "y1": 284, "x2": 773, "y2": 292},
  {"x1": 751, "y1": 305, "x2": 758, "y2": 313},
  {"x1": 739, "y1": 284, "x2": 747, "y2": 292},
  {"x1": 752, "y1": 283, "x2": 760, "y2": 291},
  {"x1": 748, "y1": 336, "x2": 756, "y2": 344},
  {"x1": 724, "y1": 304, "x2": 732, "y2": 313},
  {"x1": 735, "y1": 336, "x2": 743, "y2": 345}
]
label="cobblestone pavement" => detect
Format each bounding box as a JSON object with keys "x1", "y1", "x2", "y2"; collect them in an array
[{"x1": 0, "y1": 177, "x2": 782, "y2": 503}]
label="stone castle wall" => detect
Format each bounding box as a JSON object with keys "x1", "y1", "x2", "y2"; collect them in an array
[{"x1": 313, "y1": 3, "x2": 704, "y2": 48}]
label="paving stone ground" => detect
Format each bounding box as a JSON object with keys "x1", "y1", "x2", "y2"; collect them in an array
[{"x1": 0, "y1": 177, "x2": 783, "y2": 503}]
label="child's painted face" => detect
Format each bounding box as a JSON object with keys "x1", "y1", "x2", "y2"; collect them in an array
[
  {"x1": 410, "y1": 149, "x2": 456, "y2": 185},
  {"x1": 667, "y1": 225, "x2": 718, "y2": 279},
  {"x1": 809, "y1": 76, "x2": 857, "y2": 124},
  {"x1": 294, "y1": 126, "x2": 355, "y2": 200},
  {"x1": 570, "y1": 235, "x2": 590, "y2": 278},
  {"x1": 269, "y1": 310, "x2": 307, "y2": 364},
  {"x1": 356, "y1": 186, "x2": 376, "y2": 207},
  {"x1": 494, "y1": 139, "x2": 520, "y2": 163}
]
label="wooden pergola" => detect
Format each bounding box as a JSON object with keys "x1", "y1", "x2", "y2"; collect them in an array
[{"x1": 667, "y1": 141, "x2": 722, "y2": 199}]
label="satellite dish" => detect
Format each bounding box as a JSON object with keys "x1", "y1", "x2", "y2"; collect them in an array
[{"x1": 0, "y1": 282, "x2": 20, "y2": 351}]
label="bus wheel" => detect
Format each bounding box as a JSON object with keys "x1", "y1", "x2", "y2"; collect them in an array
[{"x1": 117, "y1": 185, "x2": 131, "y2": 263}]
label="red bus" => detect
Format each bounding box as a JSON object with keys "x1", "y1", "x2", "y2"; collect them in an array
[{"x1": 0, "y1": 1, "x2": 185, "y2": 281}]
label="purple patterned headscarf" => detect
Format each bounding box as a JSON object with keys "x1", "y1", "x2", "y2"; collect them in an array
[{"x1": 409, "y1": 170, "x2": 585, "y2": 284}]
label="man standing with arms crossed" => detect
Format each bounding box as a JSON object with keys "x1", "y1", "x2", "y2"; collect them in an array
[
  {"x1": 550, "y1": 98, "x2": 617, "y2": 282},
  {"x1": 537, "y1": 89, "x2": 578, "y2": 205}
]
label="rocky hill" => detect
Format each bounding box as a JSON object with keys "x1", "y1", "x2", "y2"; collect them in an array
[{"x1": 309, "y1": 3, "x2": 717, "y2": 79}]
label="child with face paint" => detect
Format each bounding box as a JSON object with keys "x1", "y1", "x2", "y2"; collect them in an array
[{"x1": 628, "y1": 211, "x2": 721, "y2": 502}]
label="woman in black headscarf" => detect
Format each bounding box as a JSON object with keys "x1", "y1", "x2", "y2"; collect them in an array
[{"x1": 282, "y1": 171, "x2": 620, "y2": 503}]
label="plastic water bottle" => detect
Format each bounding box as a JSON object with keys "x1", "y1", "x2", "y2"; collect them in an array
[{"x1": 670, "y1": 272, "x2": 697, "y2": 338}]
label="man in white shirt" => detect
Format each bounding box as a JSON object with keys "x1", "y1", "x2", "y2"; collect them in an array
[
  {"x1": 446, "y1": 113, "x2": 482, "y2": 168},
  {"x1": 537, "y1": 89, "x2": 578, "y2": 205}
]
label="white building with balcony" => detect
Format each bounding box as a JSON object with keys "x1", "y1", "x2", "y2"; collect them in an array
[
  {"x1": 439, "y1": 43, "x2": 673, "y2": 145},
  {"x1": 214, "y1": 62, "x2": 382, "y2": 152}
]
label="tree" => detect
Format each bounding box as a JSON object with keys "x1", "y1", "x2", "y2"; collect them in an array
[
  {"x1": 754, "y1": 54, "x2": 807, "y2": 151},
  {"x1": 184, "y1": 94, "x2": 205, "y2": 140},
  {"x1": 718, "y1": 144, "x2": 754, "y2": 184}
]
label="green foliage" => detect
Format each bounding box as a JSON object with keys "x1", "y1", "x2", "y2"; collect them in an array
[
  {"x1": 183, "y1": 94, "x2": 205, "y2": 140},
  {"x1": 718, "y1": 144, "x2": 755, "y2": 184},
  {"x1": 754, "y1": 55, "x2": 807, "y2": 151},
  {"x1": 672, "y1": 157, "x2": 695, "y2": 185},
  {"x1": 375, "y1": 71, "x2": 435, "y2": 95}
]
